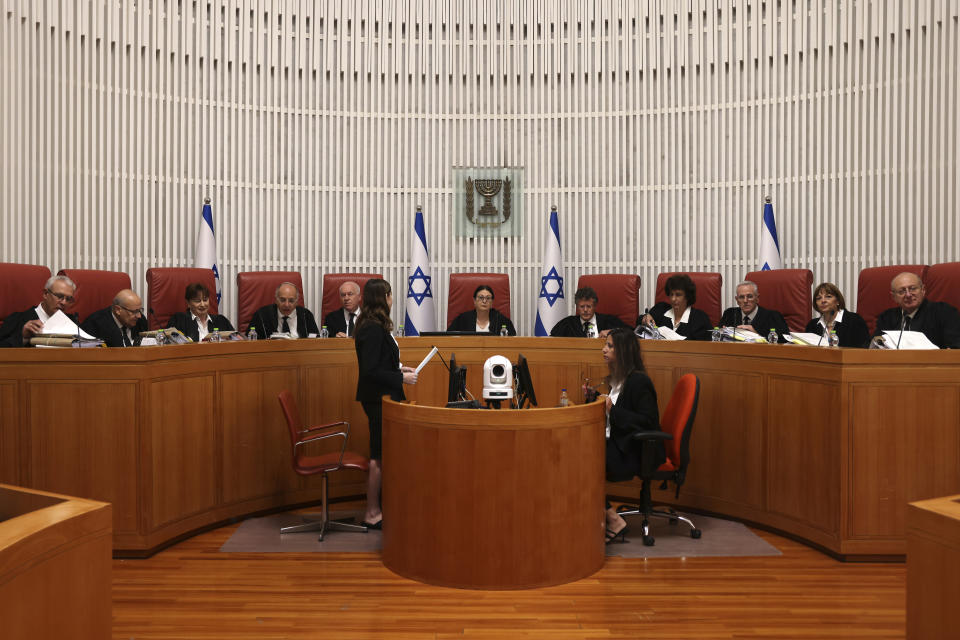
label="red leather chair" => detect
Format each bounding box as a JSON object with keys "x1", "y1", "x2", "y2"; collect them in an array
[
  {"x1": 576, "y1": 274, "x2": 641, "y2": 327},
  {"x1": 321, "y1": 273, "x2": 383, "y2": 321},
  {"x1": 57, "y1": 269, "x2": 132, "y2": 324},
  {"x1": 857, "y1": 265, "x2": 928, "y2": 334},
  {"x1": 616, "y1": 374, "x2": 701, "y2": 546},
  {"x1": 0, "y1": 262, "x2": 52, "y2": 322},
  {"x1": 654, "y1": 272, "x2": 723, "y2": 327},
  {"x1": 236, "y1": 271, "x2": 305, "y2": 333},
  {"x1": 447, "y1": 273, "x2": 512, "y2": 325},
  {"x1": 277, "y1": 390, "x2": 370, "y2": 540},
  {"x1": 145, "y1": 268, "x2": 219, "y2": 330},
  {"x1": 924, "y1": 262, "x2": 960, "y2": 313},
  {"x1": 744, "y1": 269, "x2": 814, "y2": 332}
]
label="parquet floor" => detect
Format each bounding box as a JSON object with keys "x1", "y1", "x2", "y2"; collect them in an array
[{"x1": 112, "y1": 513, "x2": 905, "y2": 639}]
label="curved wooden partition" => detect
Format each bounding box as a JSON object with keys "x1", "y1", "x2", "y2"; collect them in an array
[
  {"x1": 381, "y1": 399, "x2": 606, "y2": 589},
  {"x1": 0, "y1": 484, "x2": 111, "y2": 639},
  {"x1": 0, "y1": 337, "x2": 958, "y2": 558},
  {"x1": 906, "y1": 495, "x2": 960, "y2": 639}
]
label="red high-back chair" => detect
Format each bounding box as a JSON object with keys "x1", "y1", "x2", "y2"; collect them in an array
[
  {"x1": 447, "y1": 273, "x2": 512, "y2": 325},
  {"x1": 321, "y1": 273, "x2": 382, "y2": 321},
  {"x1": 857, "y1": 265, "x2": 929, "y2": 334},
  {"x1": 654, "y1": 272, "x2": 723, "y2": 327},
  {"x1": 57, "y1": 269, "x2": 132, "y2": 324},
  {"x1": 236, "y1": 271, "x2": 305, "y2": 333},
  {"x1": 924, "y1": 262, "x2": 960, "y2": 313},
  {"x1": 744, "y1": 269, "x2": 814, "y2": 332},
  {"x1": 0, "y1": 262, "x2": 51, "y2": 322},
  {"x1": 576, "y1": 274, "x2": 641, "y2": 327},
  {"x1": 616, "y1": 374, "x2": 701, "y2": 547},
  {"x1": 145, "y1": 268, "x2": 219, "y2": 330},
  {"x1": 276, "y1": 390, "x2": 370, "y2": 540}
]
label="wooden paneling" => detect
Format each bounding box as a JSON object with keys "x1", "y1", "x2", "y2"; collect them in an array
[
  {"x1": 0, "y1": 484, "x2": 111, "y2": 640},
  {"x1": 148, "y1": 376, "x2": 217, "y2": 529},
  {"x1": 0, "y1": 382, "x2": 18, "y2": 484},
  {"x1": 27, "y1": 380, "x2": 139, "y2": 534},
  {"x1": 906, "y1": 495, "x2": 960, "y2": 640},
  {"x1": 850, "y1": 385, "x2": 960, "y2": 539},
  {"x1": 382, "y1": 400, "x2": 606, "y2": 589}
]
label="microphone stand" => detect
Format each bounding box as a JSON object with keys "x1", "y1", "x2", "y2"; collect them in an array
[{"x1": 895, "y1": 309, "x2": 906, "y2": 350}]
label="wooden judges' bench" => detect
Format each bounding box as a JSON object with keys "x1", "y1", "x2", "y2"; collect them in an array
[{"x1": 0, "y1": 338, "x2": 958, "y2": 558}]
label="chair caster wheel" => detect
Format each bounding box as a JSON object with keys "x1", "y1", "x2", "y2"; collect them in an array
[
  {"x1": 643, "y1": 535, "x2": 655, "y2": 546},
  {"x1": 690, "y1": 529, "x2": 702, "y2": 539}
]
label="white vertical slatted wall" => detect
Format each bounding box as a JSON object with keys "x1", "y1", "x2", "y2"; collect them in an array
[{"x1": 1, "y1": 0, "x2": 958, "y2": 333}]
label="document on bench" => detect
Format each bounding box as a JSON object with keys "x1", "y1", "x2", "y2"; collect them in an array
[{"x1": 877, "y1": 330, "x2": 939, "y2": 350}]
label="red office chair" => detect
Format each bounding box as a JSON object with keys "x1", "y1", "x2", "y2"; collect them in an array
[
  {"x1": 924, "y1": 262, "x2": 960, "y2": 313},
  {"x1": 57, "y1": 269, "x2": 132, "y2": 324},
  {"x1": 0, "y1": 262, "x2": 51, "y2": 322},
  {"x1": 321, "y1": 273, "x2": 383, "y2": 321},
  {"x1": 744, "y1": 269, "x2": 814, "y2": 332},
  {"x1": 654, "y1": 272, "x2": 723, "y2": 327},
  {"x1": 277, "y1": 390, "x2": 369, "y2": 540},
  {"x1": 145, "y1": 267, "x2": 219, "y2": 330},
  {"x1": 447, "y1": 273, "x2": 512, "y2": 324},
  {"x1": 856, "y1": 264, "x2": 928, "y2": 334},
  {"x1": 616, "y1": 374, "x2": 701, "y2": 546},
  {"x1": 576, "y1": 274, "x2": 641, "y2": 327},
  {"x1": 236, "y1": 271, "x2": 305, "y2": 333}
]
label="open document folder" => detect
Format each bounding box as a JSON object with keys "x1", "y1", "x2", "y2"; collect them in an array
[
  {"x1": 29, "y1": 310, "x2": 103, "y2": 347},
  {"x1": 784, "y1": 332, "x2": 830, "y2": 346},
  {"x1": 874, "y1": 330, "x2": 940, "y2": 350},
  {"x1": 719, "y1": 326, "x2": 767, "y2": 343}
]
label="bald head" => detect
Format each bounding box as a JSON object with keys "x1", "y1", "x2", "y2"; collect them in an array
[
  {"x1": 890, "y1": 272, "x2": 925, "y2": 314},
  {"x1": 275, "y1": 282, "x2": 300, "y2": 316},
  {"x1": 340, "y1": 281, "x2": 361, "y2": 313},
  {"x1": 112, "y1": 289, "x2": 144, "y2": 328}
]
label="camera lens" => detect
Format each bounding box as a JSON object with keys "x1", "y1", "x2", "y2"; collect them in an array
[{"x1": 492, "y1": 364, "x2": 505, "y2": 377}]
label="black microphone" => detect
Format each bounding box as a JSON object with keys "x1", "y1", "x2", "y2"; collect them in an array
[{"x1": 896, "y1": 308, "x2": 906, "y2": 350}]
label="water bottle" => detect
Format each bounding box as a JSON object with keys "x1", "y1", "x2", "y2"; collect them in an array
[
  {"x1": 397, "y1": 323, "x2": 404, "y2": 337},
  {"x1": 247, "y1": 326, "x2": 258, "y2": 341},
  {"x1": 500, "y1": 324, "x2": 509, "y2": 337},
  {"x1": 711, "y1": 327, "x2": 721, "y2": 342},
  {"x1": 767, "y1": 328, "x2": 778, "y2": 344},
  {"x1": 559, "y1": 388, "x2": 569, "y2": 407},
  {"x1": 155, "y1": 330, "x2": 166, "y2": 346},
  {"x1": 828, "y1": 329, "x2": 840, "y2": 347},
  {"x1": 211, "y1": 328, "x2": 221, "y2": 343},
  {"x1": 319, "y1": 325, "x2": 329, "y2": 339}
]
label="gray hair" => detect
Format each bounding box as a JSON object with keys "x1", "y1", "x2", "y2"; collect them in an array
[
  {"x1": 736, "y1": 280, "x2": 759, "y2": 295},
  {"x1": 44, "y1": 274, "x2": 76, "y2": 291},
  {"x1": 274, "y1": 281, "x2": 300, "y2": 300}
]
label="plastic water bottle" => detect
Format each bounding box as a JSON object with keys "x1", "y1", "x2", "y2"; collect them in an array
[
  {"x1": 767, "y1": 329, "x2": 778, "y2": 344},
  {"x1": 559, "y1": 388, "x2": 569, "y2": 407},
  {"x1": 247, "y1": 326, "x2": 258, "y2": 341},
  {"x1": 319, "y1": 325, "x2": 329, "y2": 339},
  {"x1": 500, "y1": 324, "x2": 509, "y2": 337},
  {"x1": 211, "y1": 328, "x2": 221, "y2": 343},
  {"x1": 711, "y1": 327, "x2": 721, "y2": 342},
  {"x1": 828, "y1": 329, "x2": 840, "y2": 347},
  {"x1": 155, "y1": 330, "x2": 166, "y2": 346},
  {"x1": 397, "y1": 323, "x2": 404, "y2": 337}
]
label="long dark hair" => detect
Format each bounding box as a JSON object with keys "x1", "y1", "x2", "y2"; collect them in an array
[
  {"x1": 354, "y1": 278, "x2": 393, "y2": 333},
  {"x1": 605, "y1": 327, "x2": 645, "y2": 386}
]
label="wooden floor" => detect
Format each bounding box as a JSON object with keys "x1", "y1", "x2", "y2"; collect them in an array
[{"x1": 112, "y1": 512, "x2": 906, "y2": 640}]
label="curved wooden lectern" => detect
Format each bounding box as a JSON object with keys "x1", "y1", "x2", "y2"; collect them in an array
[{"x1": 381, "y1": 399, "x2": 607, "y2": 590}]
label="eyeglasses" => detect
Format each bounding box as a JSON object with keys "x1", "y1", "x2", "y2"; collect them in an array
[
  {"x1": 892, "y1": 285, "x2": 922, "y2": 296},
  {"x1": 476, "y1": 295, "x2": 494, "y2": 302},
  {"x1": 735, "y1": 294, "x2": 756, "y2": 301},
  {"x1": 117, "y1": 305, "x2": 144, "y2": 315},
  {"x1": 46, "y1": 289, "x2": 76, "y2": 304}
]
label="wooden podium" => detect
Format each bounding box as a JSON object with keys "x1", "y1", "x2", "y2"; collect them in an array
[{"x1": 381, "y1": 399, "x2": 607, "y2": 589}]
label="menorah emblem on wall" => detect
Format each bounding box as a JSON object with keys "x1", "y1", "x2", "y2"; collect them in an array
[{"x1": 464, "y1": 176, "x2": 512, "y2": 227}]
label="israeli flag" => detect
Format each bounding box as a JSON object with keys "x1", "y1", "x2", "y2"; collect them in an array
[
  {"x1": 534, "y1": 206, "x2": 565, "y2": 336},
  {"x1": 195, "y1": 198, "x2": 222, "y2": 305},
  {"x1": 403, "y1": 207, "x2": 437, "y2": 336},
  {"x1": 759, "y1": 197, "x2": 782, "y2": 271}
]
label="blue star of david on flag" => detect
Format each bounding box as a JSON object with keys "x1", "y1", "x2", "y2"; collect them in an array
[
  {"x1": 539, "y1": 267, "x2": 564, "y2": 306},
  {"x1": 407, "y1": 266, "x2": 433, "y2": 305}
]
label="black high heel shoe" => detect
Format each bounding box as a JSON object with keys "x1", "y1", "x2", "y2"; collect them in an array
[{"x1": 605, "y1": 525, "x2": 629, "y2": 544}]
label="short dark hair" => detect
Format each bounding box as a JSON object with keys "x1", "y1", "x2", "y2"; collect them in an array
[
  {"x1": 185, "y1": 282, "x2": 210, "y2": 301},
  {"x1": 473, "y1": 285, "x2": 494, "y2": 299},
  {"x1": 664, "y1": 274, "x2": 697, "y2": 305},
  {"x1": 813, "y1": 282, "x2": 846, "y2": 312},
  {"x1": 574, "y1": 287, "x2": 598, "y2": 304}
]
